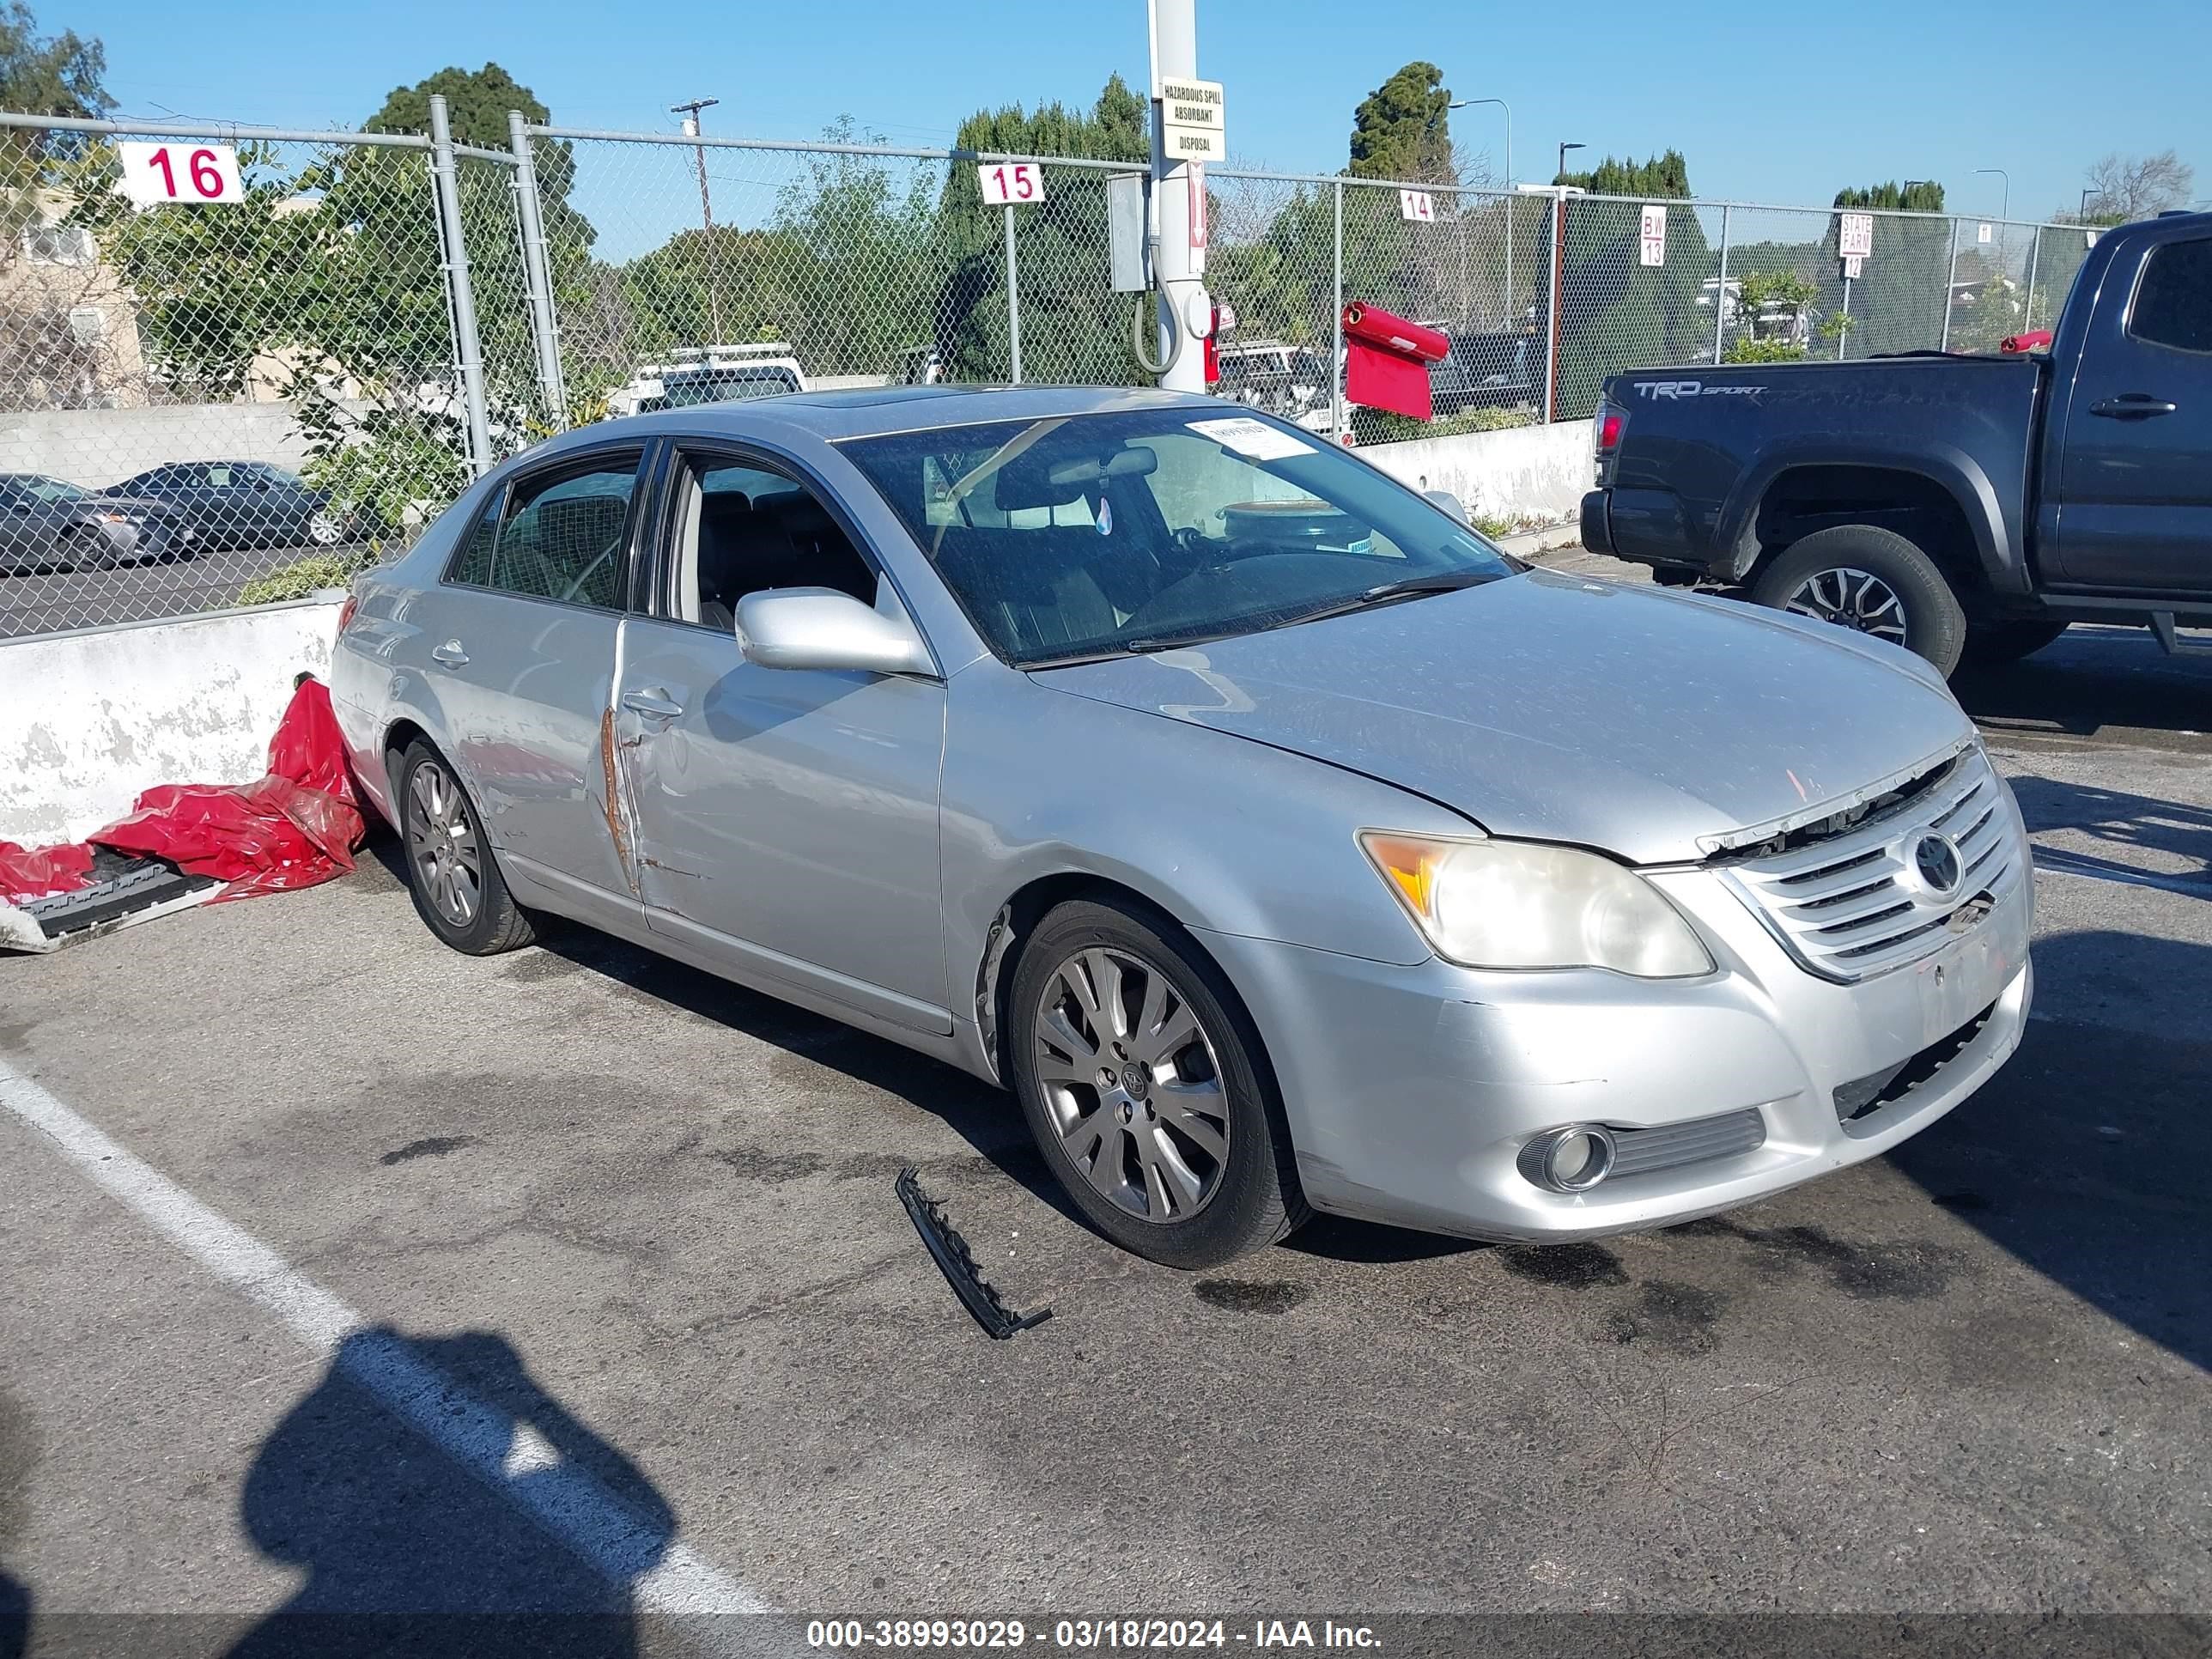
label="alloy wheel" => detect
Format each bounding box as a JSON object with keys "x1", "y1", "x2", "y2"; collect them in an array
[
  {"x1": 405, "y1": 760, "x2": 481, "y2": 928},
  {"x1": 1784, "y1": 566, "x2": 1909, "y2": 645},
  {"x1": 1032, "y1": 946, "x2": 1231, "y2": 1224}
]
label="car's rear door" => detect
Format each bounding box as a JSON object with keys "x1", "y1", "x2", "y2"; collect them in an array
[
  {"x1": 613, "y1": 441, "x2": 950, "y2": 1034},
  {"x1": 2049, "y1": 228, "x2": 2212, "y2": 592},
  {"x1": 424, "y1": 443, "x2": 647, "y2": 906}
]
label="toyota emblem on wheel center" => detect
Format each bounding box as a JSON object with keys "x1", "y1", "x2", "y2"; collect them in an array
[{"x1": 1911, "y1": 832, "x2": 1965, "y2": 898}]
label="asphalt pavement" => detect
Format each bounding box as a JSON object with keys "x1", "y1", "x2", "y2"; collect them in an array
[
  {"x1": 2, "y1": 557, "x2": 2207, "y2": 1655},
  {"x1": 0, "y1": 540, "x2": 352, "y2": 640}
]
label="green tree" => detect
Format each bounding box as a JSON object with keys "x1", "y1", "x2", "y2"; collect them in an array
[
  {"x1": 1548, "y1": 152, "x2": 1713, "y2": 416},
  {"x1": 1826, "y1": 179, "x2": 1948, "y2": 356},
  {"x1": 933, "y1": 77, "x2": 1149, "y2": 383},
  {"x1": 1348, "y1": 62, "x2": 1453, "y2": 182},
  {"x1": 1556, "y1": 150, "x2": 1692, "y2": 198}
]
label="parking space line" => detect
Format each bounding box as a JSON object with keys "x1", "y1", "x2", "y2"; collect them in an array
[{"x1": 0, "y1": 1058, "x2": 769, "y2": 1621}]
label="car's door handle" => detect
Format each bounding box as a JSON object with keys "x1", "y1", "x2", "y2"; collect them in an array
[
  {"x1": 2089, "y1": 395, "x2": 2178, "y2": 419},
  {"x1": 429, "y1": 639, "x2": 469, "y2": 667},
  {"x1": 621, "y1": 688, "x2": 685, "y2": 720}
]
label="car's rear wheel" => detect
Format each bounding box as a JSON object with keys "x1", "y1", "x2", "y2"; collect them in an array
[
  {"x1": 1749, "y1": 524, "x2": 1966, "y2": 675},
  {"x1": 307, "y1": 511, "x2": 343, "y2": 547},
  {"x1": 1960, "y1": 619, "x2": 2069, "y2": 667},
  {"x1": 396, "y1": 740, "x2": 537, "y2": 956},
  {"x1": 1008, "y1": 898, "x2": 1305, "y2": 1268}
]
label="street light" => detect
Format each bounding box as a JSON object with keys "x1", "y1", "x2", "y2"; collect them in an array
[
  {"x1": 1447, "y1": 97, "x2": 1512, "y2": 185},
  {"x1": 1557, "y1": 141, "x2": 1585, "y2": 185},
  {"x1": 1973, "y1": 166, "x2": 2009, "y2": 223},
  {"x1": 1446, "y1": 97, "x2": 1514, "y2": 326}
]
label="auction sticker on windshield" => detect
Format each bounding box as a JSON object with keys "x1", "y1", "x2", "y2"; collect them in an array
[{"x1": 1188, "y1": 416, "x2": 1315, "y2": 460}]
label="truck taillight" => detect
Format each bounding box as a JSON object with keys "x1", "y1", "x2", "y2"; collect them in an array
[
  {"x1": 1595, "y1": 400, "x2": 1626, "y2": 453},
  {"x1": 1593, "y1": 398, "x2": 1626, "y2": 486}
]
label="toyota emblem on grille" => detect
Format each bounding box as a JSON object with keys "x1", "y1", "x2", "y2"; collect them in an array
[{"x1": 1911, "y1": 832, "x2": 1965, "y2": 898}]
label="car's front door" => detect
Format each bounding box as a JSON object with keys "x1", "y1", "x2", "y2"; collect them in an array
[
  {"x1": 426, "y1": 446, "x2": 647, "y2": 904},
  {"x1": 2051, "y1": 230, "x2": 2212, "y2": 592},
  {"x1": 613, "y1": 446, "x2": 950, "y2": 1033}
]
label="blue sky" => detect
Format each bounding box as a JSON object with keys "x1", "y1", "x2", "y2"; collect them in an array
[{"x1": 67, "y1": 0, "x2": 2209, "y2": 222}]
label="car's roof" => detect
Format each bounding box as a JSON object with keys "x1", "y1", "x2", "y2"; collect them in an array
[{"x1": 549, "y1": 383, "x2": 1225, "y2": 451}]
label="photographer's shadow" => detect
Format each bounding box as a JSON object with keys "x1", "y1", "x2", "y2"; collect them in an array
[{"x1": 228, "y1": 1328, "x2": 670, "y2": 1659}]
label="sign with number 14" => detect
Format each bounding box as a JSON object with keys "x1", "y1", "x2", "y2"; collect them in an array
[{"x1": 118, "y1": 142, "x2": 246, "y2": 206}]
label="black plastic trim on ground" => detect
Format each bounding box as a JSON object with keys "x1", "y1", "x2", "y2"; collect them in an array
[
  {"x1": 895, "y1": 1167, "x2": 1052, "y2": 1340},
  {"x1": 18, "y1": 851, "x2": 219, "y2": 940}
]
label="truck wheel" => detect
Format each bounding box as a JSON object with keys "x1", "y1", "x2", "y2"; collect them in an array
[
  {"x1": 1960, "y1": 621, "x2": 2068, "y2": 668},
  {"x1": 1750, "y1": 525, "x2": 1966, "y2": 675}
]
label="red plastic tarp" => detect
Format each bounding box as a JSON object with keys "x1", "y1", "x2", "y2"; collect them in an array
[
  {"x1": 1341, "y1": 302, "x2": 1450, "y2": 422},
  {"x1": 2001, "y1": 330, "x2": 2053, "y2": 355},
  {"x1": 1, "y1": 677, "x2": 364, "y2": 910},
  {"x1": 0, "y1": 841, "x2": 94, "y2": 905}
]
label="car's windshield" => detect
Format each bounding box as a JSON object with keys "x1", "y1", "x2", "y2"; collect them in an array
[
  {"x1": 16, "y1": 476, "x2": 85, "y2": 502},
  {"x1": 841, "y1": 408, "x2": 1515, "y2": 665}
]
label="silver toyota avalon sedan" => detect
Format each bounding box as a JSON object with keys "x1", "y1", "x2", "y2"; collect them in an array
[{"x1": 331, "y1": 386, "x2": 2033, "y2": 1267}]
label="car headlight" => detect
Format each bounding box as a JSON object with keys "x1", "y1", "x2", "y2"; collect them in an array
[{"x1": 1359, "y1": 832, "x2": 1714, "y2": 978}]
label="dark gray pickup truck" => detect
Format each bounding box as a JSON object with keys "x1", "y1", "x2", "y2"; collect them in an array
[{"x1": 1580, "y1": 210, "x2": 2212, "y2": 674}]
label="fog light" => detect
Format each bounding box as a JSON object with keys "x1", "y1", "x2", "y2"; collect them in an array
[{"x1": 1518, "y1": 1124, "x2": 1616, "y2": 1193}]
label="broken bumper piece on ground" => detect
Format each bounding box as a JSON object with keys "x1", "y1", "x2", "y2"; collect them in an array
[{"x1": 896, "y1": 1167, "x2": 1053, "y2": 1340}]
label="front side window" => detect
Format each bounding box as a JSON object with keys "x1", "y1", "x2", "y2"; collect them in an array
[
  {"x1": 2130, "y1": 239, "x2": 2212, "y2": 355},
  {"x1": 447, "y1": 453, "x2": 641, "y2": 609},
  {"x1": 842, "y1": 409, "x2": 1513, "y2": 665},
  {"x1": 665, "y1": 453, "x2": 876, "y2": 631}
]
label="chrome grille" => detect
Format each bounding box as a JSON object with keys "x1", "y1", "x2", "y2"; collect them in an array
[{"x1": 1717, "y1": 745, "x2": 2024, "y2": 982}]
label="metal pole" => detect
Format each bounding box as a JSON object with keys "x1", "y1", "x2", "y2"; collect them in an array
[
  {"x1": 1939, "y1": 215, "x2": 1962, "y2": 351},
  {"x1": 1503, "y1": 192, "x2": 1514, "y2": 331},
  {"x1": 507, "y1": 110, "x2": 568, "y2": 430},
  {"x1": 1003, "y1": 202, "x2": 1024, "y2": 383},
  {"x1": 1331, "y1": 179, "x2": 1344, "y2": 440},
  {"x1": 1837, "y1": 275, "x2": 1851, "y2": 361},
  {"x1": 428, "y1": 94, "x2": 494, "y2": 477},
  {"x1": 1711, "y1": 204, "x2": 1730, "y2": 365},
  {"x1": 1148, "y1": 0, "x2": 1206, "y2": 392},
  {"x1": 2023, "y1": 226, "x2": 2042, "y2": 331},
  {"x1": 1543, "y1": 188, "x2": 1565, "y2": 422},
  {"x1": 673, "y1": 100, "x2": 726, "y2": 345}
]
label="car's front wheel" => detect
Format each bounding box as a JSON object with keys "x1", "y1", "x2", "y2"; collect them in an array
[
  {"x1": 396, "y1": 740, "x2": 538, "y2": 956},
  {"x1": 307, "y1": 510, "x2": 343, "y2": 547},
  {"x1": 1749, "y1": 524, "x2": 1966, "y2": 675},
  {"x1": 1008, "y1": 898, "x2": 1305, "y2": 1268}
]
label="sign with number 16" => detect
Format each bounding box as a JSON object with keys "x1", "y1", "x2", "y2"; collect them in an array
[{"x1": 118, "y1": 142, "x2": 246, "y2": 206}]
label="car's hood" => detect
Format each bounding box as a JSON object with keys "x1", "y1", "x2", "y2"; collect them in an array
[{"x1": 1031, "y1": 569, "x2": 1973, "y2": 865}]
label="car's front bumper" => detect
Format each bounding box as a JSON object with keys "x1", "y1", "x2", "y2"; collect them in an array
[{"x1": 1199, "y1": 843, "x2": 2033, "y2": 1243}]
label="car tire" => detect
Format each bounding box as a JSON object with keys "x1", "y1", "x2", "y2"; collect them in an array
[
  {"x1": 395, "y1": 740, "x2": 538, "y2": 956},
  {"x1": 1960, "y1": 620, "x2": 2068, "y2": 668},
  {"x1": 1749, "y1": 524, "x2": 1966, "y2": 676},
  {"x1": 1007, "y1": 897, "x2": 1307, "y2": 1268}
]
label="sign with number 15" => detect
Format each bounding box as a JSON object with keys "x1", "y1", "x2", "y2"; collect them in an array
[
  {"x1": 975, "y1": 162, "x2": 1044, "y2": 207},
  {"x1": 118, "y1": 142, "x2": 246, "y2": 207}
]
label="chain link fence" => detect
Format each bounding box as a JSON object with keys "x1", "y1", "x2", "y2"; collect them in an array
[{"x1": 0, "y1": 104, "x2": 2098, "y2": 641}]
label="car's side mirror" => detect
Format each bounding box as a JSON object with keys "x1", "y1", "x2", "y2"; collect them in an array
[
  {"x1": 1422, "y1": 489, "x2": 1471, "y2": 527},
  {"x1": 736, "y1": 587, "x2": 938, "y2": 679}
]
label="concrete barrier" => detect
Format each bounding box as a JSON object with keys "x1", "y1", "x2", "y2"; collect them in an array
[
  {"x1": 0, "y1": 599, "x2": 341, "y2": 846},
  {"x1": 0, "y1": 401, "x2": 342, "y2": 490},
  {"x1": 1358, "y1": 419, "x2": 1595, "y2": 530}
]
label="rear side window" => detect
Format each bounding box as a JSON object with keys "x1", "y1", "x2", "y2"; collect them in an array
[
  {"x1": 447, "y1": 453, "x2": 641, "y2": 609},
  {"x1": 2130, "y1": 239, "x2": 2212, "y2": 355}
]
